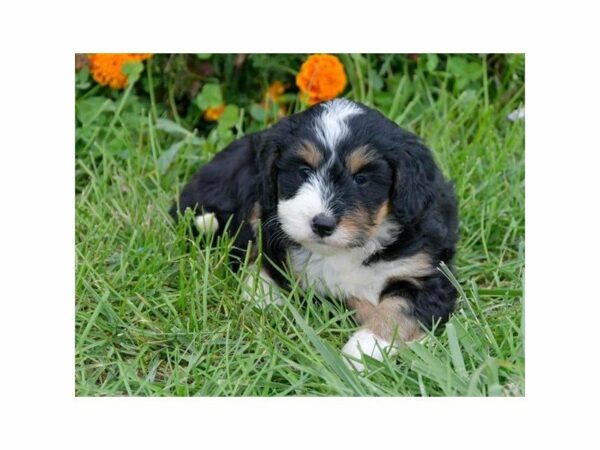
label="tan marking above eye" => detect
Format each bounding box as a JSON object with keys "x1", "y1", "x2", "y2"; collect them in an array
[
  {"x1": 295, "y1": 141, "x2": 323, "y2": 168},
  {"x1": 338, "y1": 201, "x2": 392, "y2": 240},
  {"x1": 346, "y1": 145, "x2": 377, "y2": 174}
]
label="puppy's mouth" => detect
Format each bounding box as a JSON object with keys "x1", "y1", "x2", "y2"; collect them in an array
[
  {"x1": 298, "y1": 238, "x2": 353, "y2": 256},
  {"x1": 289, "y1": 214, "x2": 363, "y2": 255}
]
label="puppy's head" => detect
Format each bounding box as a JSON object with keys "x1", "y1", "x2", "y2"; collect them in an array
[{"x1": 259, "y1": 99, "x2": 439, "y2": 255}]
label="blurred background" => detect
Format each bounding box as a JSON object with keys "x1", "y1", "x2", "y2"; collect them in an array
[{"x1": 75, "y1": 53, "x2": 524, "y2": 190}]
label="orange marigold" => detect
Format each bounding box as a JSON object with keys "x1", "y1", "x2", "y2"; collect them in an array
[
  {"x1": 88, "y1": 53, "x2": 153, "y2": 89},
  {"x1": 203, "y1": 104, "x2": 225, "y2": 122},
  {"x1": 265, "y1": 81, "x2": 286, "y2": 102},
  {"x1": 261, "y1": 81, "x2": 287, "y2": 118},
  {"x1": 296, "y1": 54, "x2": 347, "y2": 105}
]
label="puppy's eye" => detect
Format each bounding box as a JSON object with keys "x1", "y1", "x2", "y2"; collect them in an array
[
  {"x1": 298, "y1": 166, "x2": 313, "y2": 180},
  {"x1": 353, "y1": 173, "x2": 369, "y2": 186}
]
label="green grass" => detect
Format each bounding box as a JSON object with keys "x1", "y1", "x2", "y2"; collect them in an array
[{"x1": 75, "y1": 54, "x2": 524, "y2": 396}]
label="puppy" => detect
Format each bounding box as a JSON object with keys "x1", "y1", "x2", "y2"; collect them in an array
[{"x1": 171, "y1": 99, "x2": 458, "y2": 371}]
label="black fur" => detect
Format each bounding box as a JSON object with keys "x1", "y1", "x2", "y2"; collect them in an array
[{"x1": 171, "y1": 100, "x2": 459, "y2": 330}]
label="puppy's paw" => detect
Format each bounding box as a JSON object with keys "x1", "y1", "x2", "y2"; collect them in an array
[
  {"x1": 342, "y1": 329, "x2": 394, "y2": 372},
  {"x1": 242, "y1": 267, "x2": 283, "y2": 309},
  {"x1": 194, "y1": 212, "x2": 219, "y2": 234}
]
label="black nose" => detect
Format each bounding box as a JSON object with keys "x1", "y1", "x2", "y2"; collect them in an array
[{"x1": 311, "y1": 214, "x2": 337, "y2": 237}]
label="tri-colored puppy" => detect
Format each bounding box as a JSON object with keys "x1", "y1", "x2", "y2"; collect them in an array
[{"x1": 171, "y1": 99, "x2": 458, "y2": 370}]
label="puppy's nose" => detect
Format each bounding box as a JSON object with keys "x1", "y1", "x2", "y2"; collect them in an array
[{"x1": 311, "y1": 214, "x2": 337, "y2": 237}]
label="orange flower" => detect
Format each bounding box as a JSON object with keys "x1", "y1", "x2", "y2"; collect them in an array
[
  {"x1": 265, "y1": 81, "x2": 286, "y2": 102},
  {"x1": 88, "y1": 53, "x2": 153, "y2": 89},
  {"x1": 296, "y1": 54, "x2": 347, "y2": 105},
  {"x1": 203, "y1": 104, "x2": 225, "y2": 122},
  {"x1": 261, "y1": 81, "x2": 287, "y2": 118}
]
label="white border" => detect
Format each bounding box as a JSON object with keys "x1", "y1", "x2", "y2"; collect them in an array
[{"x1": 2, "y1": 1, "x2": 600, "y2": 448}]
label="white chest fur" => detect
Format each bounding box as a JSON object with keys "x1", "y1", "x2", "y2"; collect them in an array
[{"x1": 290, "y1": 247, "x2": 433, "y2": 305}]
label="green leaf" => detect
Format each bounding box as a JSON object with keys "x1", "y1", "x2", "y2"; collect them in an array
[
  {"x1": 217, "y1": 104, "x2": 240, "y2": 130},
  {"x1": 447, "y1": 56, "x2": 468, "y2": 76},
  {"x1": 76, "y1": 66, "x2": 91, "y2": 90},
  {"x1": 215, "y1": 128, "x2": 234, "y2": 148},
  {"x1": 76, "y1": 96, "x2": 116, "y2": 125},
  {"x1": 122, "y1": 61, "x2": 144, "y2": 84},
  {"x1": 155, "y1": 118, "x2": 204, "y2": 146},
  {"x1": 157, "y1": 140, "x2": 186, "y2": 174},
  {"x1": 447, "y1": 56, "x2": 483, "y2": 89},
  {"x1": 155, "y1": 118, "x2": 192, "y2": 136},
  {"x1": 196, "y1": 83, "x2": 223, "y2": 110},
  {"x1": 368, "y1": 69, "x2": 384, "y2": 91},
  {"x1": 196, "y1": 53, "x2": 212, "y2": 60},
  {"x1": 426, "y1": 54, "x2": 439, "y2": 72},
  {"x1": 249, "y1": 103, "x2": 267, "y2": 122}
]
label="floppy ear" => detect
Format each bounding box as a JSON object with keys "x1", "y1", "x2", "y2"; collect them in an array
[
  {"x1": 388, "y1": 137, "x2": 440, "y2": 226},
  {"x1": 255, "y1": 116, "x2": 296, "y2": 212},
  {"x1": 256, "y1": 133, "x2": 279, "y2": 212}
]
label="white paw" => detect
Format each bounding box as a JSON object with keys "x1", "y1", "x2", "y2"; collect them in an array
[
  {"x1": 342, "y1": 329, "x2": 394, "y2": 372},
  {"x1": 242, "y1": 267, "x2": 283, "y2": 308},
  {"x1": 194, "y1": 212, "x2": 219, "y2": 234}
]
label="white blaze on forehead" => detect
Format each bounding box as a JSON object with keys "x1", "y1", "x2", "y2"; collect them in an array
[
  {"x1": 277, "y1": 175, "x2": 332, "y2": 242},
  {"x1": 313, "y1": 99, "x2": 362, "y2": 156}
]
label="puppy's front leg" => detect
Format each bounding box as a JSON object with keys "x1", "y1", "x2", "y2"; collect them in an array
[{"x1": 343, "y1": 296, "x2": 423, "y2": 371}]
